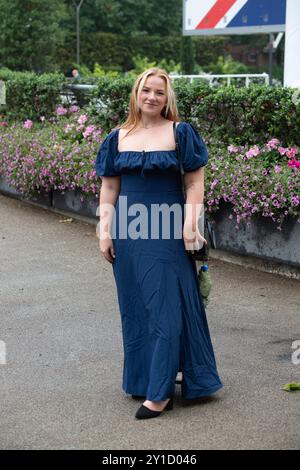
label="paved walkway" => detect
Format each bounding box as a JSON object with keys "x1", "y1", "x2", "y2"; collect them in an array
[{"x1": 0, "y1": 194, "x2": 299, "y2": 450}]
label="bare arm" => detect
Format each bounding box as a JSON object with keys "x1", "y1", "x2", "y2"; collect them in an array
[
  {"x1": 182, "y1": 167, "x2": 207, "y2": 250},
  {"x1": 98, "y1": 176, "x2": 121, "y2": 263}
]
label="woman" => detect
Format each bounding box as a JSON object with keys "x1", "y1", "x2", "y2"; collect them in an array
[{"x1": 95, "y1": 67, "x2": 223, "y2": 420}]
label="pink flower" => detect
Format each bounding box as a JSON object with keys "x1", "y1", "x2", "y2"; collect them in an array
[
  {"x1": 210, "y1": 179, "x2": 219, "y2": 190},
  {"x1": 56, "y1": 106, "x2": 68, "y2": 116},
  {"x1": 274, "y1": 165, "x2": 282, "y2": 173},
  {"x1": 286, "y1": 147, "x2": 298, "y2": 159},
  {"x1": 246, "y1": 145, "x2": 260, "y2": 158},
  {"x1": 92, "y1": 129, "x2": 103, "y2": 138},
  {"x1": 23, "y1": 119, "x2": 33, "y2": 129},
  {"x1": 278, "y1": 147, "x2": 287, "y2": 156},
  {"x1": 228, "y1": 144, "x2": 239, "y2": 153},
  {"x1": 78, "y1": 114, "x2": 88, "y2": 125},
  {"x1": 288, "y1": 159, "x2": 300, "y2": 168},
  {"x1": 69, "y1": 105, "x2": 80, "y2": 114},
  {"x1": 0, "y1": 121, "x2": 8, "y2": 127},
  {"x1": 266, "y1": 138, "x2": 280, "y2": 150},
  {"x1": 83, "y1": 125, "x2": 96, "y2": 139}
]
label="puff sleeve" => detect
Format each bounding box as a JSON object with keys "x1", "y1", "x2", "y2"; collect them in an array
[
  {"x1": 177, "y1": 122, "x2": 208, "y2": 171},
  {"x1": 95, "y1": 130, "x2": 119, "y2": 176}
]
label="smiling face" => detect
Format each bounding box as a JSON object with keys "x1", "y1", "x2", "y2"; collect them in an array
[{"x1": 138, "y1": 74, "x2": 168, "y2": 117}]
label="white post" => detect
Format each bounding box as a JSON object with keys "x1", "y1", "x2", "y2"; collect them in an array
[{"x1": 284, "y1": 0, "x2": 300, "y2": 87}]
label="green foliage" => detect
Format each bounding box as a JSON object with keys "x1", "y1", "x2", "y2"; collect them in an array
[
  {"x1": 0, "y1": 0, "x2": 279, "y2": 79},
  {"x1": 1, "y1": 108, "x2": 299, "y2": 226},
  {"x1": 129, "y1": 56, "x2": 157, "y2": 75},
  {"x1": 0, "y1": 0, "x2": 68, "y2": 72},
  {"x1": 86, "y1": 75, "x2": 135, "y2": 130},
  {"x1": 86, "y1": 77, "x2": 300, "y2": 147},
  {"x1": 204, "y1": 55, "x2": 250, "y2": 75},
  {"x1": 126, "y1": 55, "x2": 181, "y2": 76},
  {"x1": 193, "y1": 36, "x2": 228, "y2": 68},
  {"x1": 3, "y1": 70, "x2": 300, "y2": 148},
  {"x1": 56, "y1": 31, "x2": 245, "y2": 78},
  {"x1": 74, "y1": 32, "x2": 184, "y2": 73},
  {"x1": 92, "y1": 63, "x2": 120, "y2": 78},
  {"x1": 93, "y1": 0, "x2": 182, "y2": 37},
  {"x1": 0, "y1": 69, "x2": 67, "y2": 120}
]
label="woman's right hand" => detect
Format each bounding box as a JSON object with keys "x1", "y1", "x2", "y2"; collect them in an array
[{"x1": 100, "y1": 237, "x2": 116, "y2": 264}]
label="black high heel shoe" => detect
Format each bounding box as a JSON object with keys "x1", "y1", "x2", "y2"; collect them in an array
[{"x1": 135, "y1": 397, "x2": 173, "y2": 419}]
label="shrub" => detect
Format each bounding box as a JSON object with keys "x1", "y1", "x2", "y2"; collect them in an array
[{"x1": 0, "y1": 69, "x2": 67, "y2": 121}]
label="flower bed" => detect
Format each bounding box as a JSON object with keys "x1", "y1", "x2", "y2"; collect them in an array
[
  {"x1": 0, "y1": 109, "x2": 299, "y2": 231},
  {"x1": 0, "y1": 106, "x2": 101, "y2": 201},
  {"x1": 205, "y1": 139, "x2": 300, "y2": 230}
]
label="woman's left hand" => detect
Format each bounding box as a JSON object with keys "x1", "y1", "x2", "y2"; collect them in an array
[{"x1": 183, "y1": 223, "x2": 207, "y2": 252}]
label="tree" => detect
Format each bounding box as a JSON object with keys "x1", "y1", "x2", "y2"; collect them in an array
[
  {"x1": 0, "y1": 0, "x2": 68, "y2": 71},
  {"x1": 93, "y1": 0, "x2": 182, "y2": 37}
]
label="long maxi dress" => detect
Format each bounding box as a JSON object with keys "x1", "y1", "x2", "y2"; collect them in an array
[{"x1": 95, "y1": 121, "x2": 223, "y2": 401}]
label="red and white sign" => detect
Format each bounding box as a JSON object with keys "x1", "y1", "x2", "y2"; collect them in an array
[
  {"x1": 185, "y1": 0, "x2": 248, "y2": 30},
  {"x1": 184, "y1": 0, "x2": 286, "y2": 35}
]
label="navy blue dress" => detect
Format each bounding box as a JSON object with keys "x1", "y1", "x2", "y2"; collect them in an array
[{"x1": 95, "y1": 122, "x2": 223, "y2": 401}]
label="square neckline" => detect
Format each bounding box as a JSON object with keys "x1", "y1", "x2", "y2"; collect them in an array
[{"x1": 116, "y1": 121, "x2": 182, "y2": 154}]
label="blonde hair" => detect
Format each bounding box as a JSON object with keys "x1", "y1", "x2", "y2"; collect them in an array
[{"x1": 115, "y1": 67, "x2": 180, "y2": 140}]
